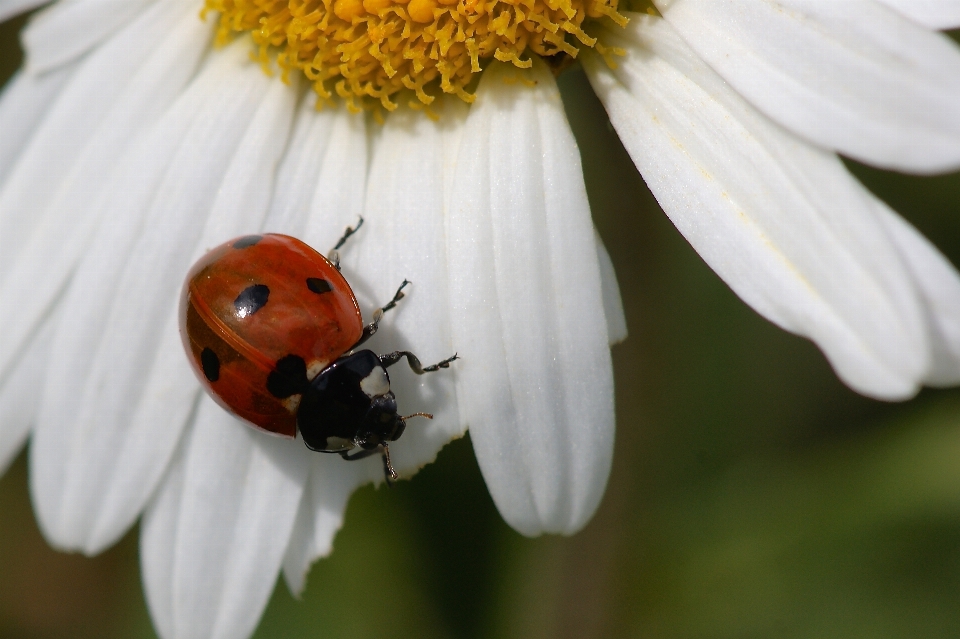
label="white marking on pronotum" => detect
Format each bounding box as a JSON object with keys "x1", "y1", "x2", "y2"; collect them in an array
[
  {"x1": 281, "y1": 395, "x2": 302, "y2": 414},
  {"x1": 360, "y1": 366, "x2": 390, "y2": 398},
  {"x1": 306, "y1": 360, "x2": 326, "y2": 380},
  {"x1": 324, "y1": 436, "x2": 354, "y2": 452}
]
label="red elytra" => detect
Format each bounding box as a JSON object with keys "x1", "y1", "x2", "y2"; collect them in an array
[{"x1": 179, "y1": 234, "x2": 363, "y2": 437}]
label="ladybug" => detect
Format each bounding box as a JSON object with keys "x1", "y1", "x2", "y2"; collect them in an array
[{"x1": 179, "y1": 221, "x2": 457, "y2": 482}]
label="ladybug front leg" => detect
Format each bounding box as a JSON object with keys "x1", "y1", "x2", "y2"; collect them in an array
[
  {"x1": 339, "y1": 444, "x2": 399, "y2": 484},
  {"x1": 338, "y1": 448, "x2": 378, "y2": 461},
  {"x1": 349, "y1": 280, "x2": 411, "y2": 350},
  {"x1": 327, "y1": 217, "x2": 364, "y2": 270},
  {"x1": 380, "y1": 351, "x2": 459, "y2": 374}
]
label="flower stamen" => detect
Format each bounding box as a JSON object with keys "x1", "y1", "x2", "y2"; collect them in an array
[{"x1": 206, "y1": 0, "x2": 627, "y2": 108}]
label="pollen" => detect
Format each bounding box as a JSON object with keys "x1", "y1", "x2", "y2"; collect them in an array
[{"x1": 205, "y1": 0, "x2": 627, "y2": 111}]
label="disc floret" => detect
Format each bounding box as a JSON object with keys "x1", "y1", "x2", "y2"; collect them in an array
[{"x1": 206, "y1": 0, "x2": 627, "y2": 111}]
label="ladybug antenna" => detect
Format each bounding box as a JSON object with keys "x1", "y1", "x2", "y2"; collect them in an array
[
  {"x1": 400, "y1": 412, "x2": 434, "y2": 423},
  {"x1": 380, "y1": 443, "x2": 399, "y2": 485}
]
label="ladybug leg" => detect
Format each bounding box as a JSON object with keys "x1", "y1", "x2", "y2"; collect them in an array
[
  {"x1": 350, "y1": 280, "x2": 411, "y2": 349},
  {"x1": 339, "y1": 447, "x2": 378, "y2": 461},
  {"x1": 380, "y1": 444, "x2": 398, "y2": 484},
  {"x1": 327, "y1": 216, "x2": 364, "y2": 271},
  {"x1": 380, "y1": 351, "x2": 459, "y2": 374},
  {"x1": 339, "y1": 444, "x2": 399, "y2": 484}
]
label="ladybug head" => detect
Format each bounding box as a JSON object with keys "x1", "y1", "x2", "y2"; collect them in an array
[
  {"x1": 355, "y1": 391, "x2": 405, "y2": 449},
  {"x1": 297, "y1": 350, "x2": 434, "y2": 483}
]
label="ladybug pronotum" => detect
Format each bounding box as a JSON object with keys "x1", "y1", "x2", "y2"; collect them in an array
[{"x1": 179, "y1": 223, "x2": 457, "y2": 482}]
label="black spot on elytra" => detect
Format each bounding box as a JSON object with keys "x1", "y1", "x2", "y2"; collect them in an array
[
  {"x1": 233, "y1": 235, "x2": 263, "y2": 249},
  {"x1": 267, "y1": 355, "x2": 309, "y2": 399},
  {"x1": 235, "y1": 284, "x2": 269, "y2": 318},
  {"x1": 306, "y1": 277, "x2": 333, "y2": 294},
  {"x1": 200, "y1": 348, "x2": 220, "y2": 382}
]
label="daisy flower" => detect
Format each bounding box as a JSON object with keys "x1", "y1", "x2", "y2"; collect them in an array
[{"x1": 1, "y1": 0, "x2": 959, "y2": 638}]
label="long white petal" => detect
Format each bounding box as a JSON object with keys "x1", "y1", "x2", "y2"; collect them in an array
[
  {"x1": 83, "y1": 70, "x2": 299, "y2": 553},
  {"x1": 0, "y1": 315, "x2": 54, "y2": 476},
  {"x1": 140, "y1": 430, "x2": 187, "y2": 639},
  {"x1": 655, "y1": 0, "x2": 960, "y2": 173},
  {"x1": 282, "y1": 101, "x2": 467, "y2": 583},
  {"x1": 345, "y1": 99, "x2": 467, "y2": 476},
  {"x1": 264, "y1": 96, "x2": 338, "y2": 234},
  {"x1": 447, "y1": 60, "x2": 615, "y2": 536},
  {"x1": 281, "y1": 457, "x2": 374, "y2": 595},
  {"x1": 0, "y1": 0, "x2": 200, "y2": 278},
  {"x1": 23, "y1": 0, "x2": 163, "y2": 73},
  {"x1": 596, "y1": 230, "x2": 627, "y2": 344},
  {"x1": 296, "y1": 106, "x2": 370, "y2": 248},
  {"x1": 0, "y1": 64, "x2": 75, "y2": 187},
  {"x1": 874, "y1": 0, "x2": 960, "y2": 29},
  {"x1": 259, "y1": 99, "x2": 374, "y2": 591},
  {"x1": 264, "y1": 94, "x2": 370, "y2": 246},
  {"x1": 30, "y1": 42, "x2": 292, "y2": 552},
  {"x1": 0, "y1": 3, "x2": 211, "y2": 392},
  {"x1": 141, "y1": 400, "x2": 309, "y2": 639},
  {"x1": 0, "y1": 0, "x2": 47, "y2": 22},
  {"x1": 584, "y1": 14, "x2": 930, "y2": 399},
  {"x1": 873, "y1": 205, "x2": 960, "y2": 386}
]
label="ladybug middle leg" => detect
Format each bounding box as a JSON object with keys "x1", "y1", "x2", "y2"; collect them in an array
[
  {"x1": 350, "y1": 280, "x2": 411, "y2": 349},
  {"x1": 339, "y1": 445, "x2": 399, "y2": 484},
  {"x1": 380, "y1": 351, "x2": 459, "y2": 374},
  {"x1": 327, "y1": 216, "x2": 364, "y2": 270}
]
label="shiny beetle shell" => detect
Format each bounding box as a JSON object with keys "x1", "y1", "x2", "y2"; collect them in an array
[{"x1": 179, "y1": 234, "x2": 363, "y2": 437}]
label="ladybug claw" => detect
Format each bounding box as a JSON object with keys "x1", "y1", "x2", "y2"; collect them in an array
[{"x1": 423, "y1": 353, "x2": 459, "y2": 372}]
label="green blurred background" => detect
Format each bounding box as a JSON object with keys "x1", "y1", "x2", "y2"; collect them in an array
[{"x1": 3, "y1": 14, "x2": 960, "y2": 639}]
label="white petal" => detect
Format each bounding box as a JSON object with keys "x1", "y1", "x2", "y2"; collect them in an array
[
  {"x1": 873, "y1": 205, "x2": 960, "y2": 386},
  {"x1": 344, "y1": 98, "x2": 468, "y2": 478},
  {"x1": 656, "y1": 0, "x2": 960, "y2": 173},
  {"x1": 0, "y1": 3, "x2": 211, "y2": 390},
  {"x1": 140, "y1": 427, "x2": 187, "y2": 639},
  {"x1": 141, "y1": 400, "x2": 309, "y2": 639},
  {"x1": 83, "y1": 69, "x2": 299, "y2": 552},
  {"x1": 296, "y1": 107, "x2": 371, "y2": 248},
  {"x1": 270, "y1": 102, "x2": 461, "y2": 585},
  {"x1": 595, "y1": 230, "x2": 627, "y2": 344},
  {"x1": 874, "y1": 0, "x2": 960, "y2": 29},
  {"x1": 584, "y1": 15, "x2": 930, "y2": 399},
  {"x1": 23, "y1": 0, "x2": 164, "y2": 73},
  {"x1": 258, "y1": 100, "x2": 374, "y2": 592},
  {"x1": 447, "y1": 60, "x2": 615, "y2": 536},
  {"x1": 278, "y1": 101, "x2": 469, "y2": 591},
  {"x1": 30, "y1": 42, "x2": 294, "y2": 553},
  {"x1": 265, "y1": 95, "x2": 370, "y2": 245},
  {"x1": 263, "y1": 96, "x2": 340, "y2": 234},
  {"x1": 0, "y1": 315, "x2": 54, "y2": 476},
  {"x1": 0, "y1": 64, "x2": 75, "y2": 187},
  {"x1": 281, "y1": 457, "x2": 373, "y2": 595},
  {"x1": 0, "y1": 0, "x2": 204, "y2": 278},
  {"x1": 0, "y1": 0, "x2": 47, "y2": 22}
]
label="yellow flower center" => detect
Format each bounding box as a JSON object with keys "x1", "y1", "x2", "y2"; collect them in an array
[{"x1": 205, "y1": 0, "x2": 627, "y2": 112}]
